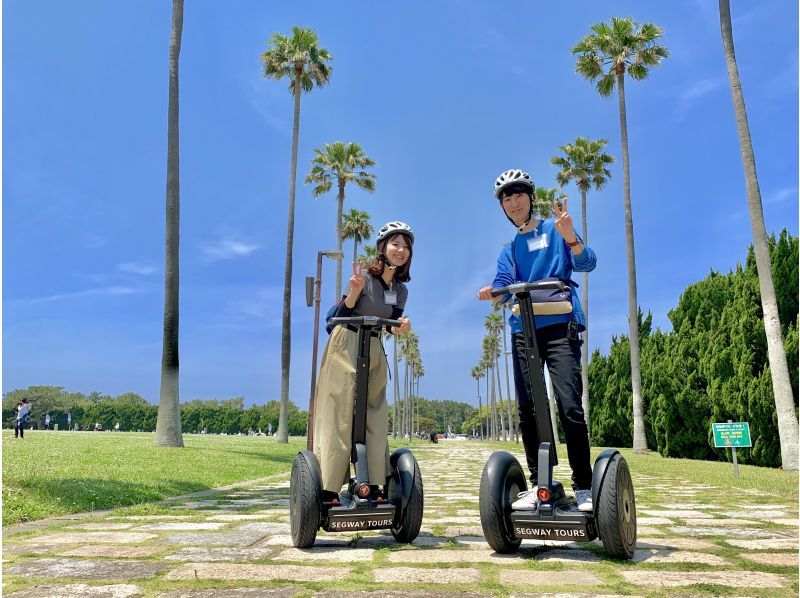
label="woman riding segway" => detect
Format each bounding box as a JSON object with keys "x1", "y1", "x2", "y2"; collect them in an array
[{"x1": 290, "y1": 221, "x2": 423, "y2": 547}]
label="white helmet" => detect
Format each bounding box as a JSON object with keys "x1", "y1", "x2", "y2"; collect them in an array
[
  {"x1": 494, "y1": 169, "x2": 534, "y2": 199},
  {"x1": 376, "y1": 221, "x2": 414, "y2": 246}
]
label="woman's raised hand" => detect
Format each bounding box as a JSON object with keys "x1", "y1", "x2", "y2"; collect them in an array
[
  {"x1": 349, "y1": 261, "x2": 366, "y2": 295},
  {"x1": 553, "y1": 197, "x2": 578, "y2": 243}
]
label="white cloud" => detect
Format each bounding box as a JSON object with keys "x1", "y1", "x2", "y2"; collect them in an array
[
  {"x1": 201, "y1": 239, "x2": 260, "y2": 261},
  {"x1": 8, "y1": 286, "x2": 142, "y2": 306},
  {"x1": 117, "y1": 262, "x2": 158, "y2": 275},
  {"x1": 766, "y1": 187, "x2": 797, "y2": 205},
  {"x1": 674, "y1": 78, "x2": 723, "y2": 121}
]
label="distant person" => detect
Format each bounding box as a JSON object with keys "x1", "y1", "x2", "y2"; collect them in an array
[
  {"x1": 429, "y1": 430, "x2": 438, "y2": 444},
  {"x1": 67, "y1": 412, "x2": 72, "y2": 430},
  {"x1": 15, "y1": 399, "x2": 31, "y2": 439},
  {"x1": 44, "y1": 412, "x2": 51, "y2": 430},
  {"x1": 114, "y1": 422, "x2": 120, "y2": 432}
]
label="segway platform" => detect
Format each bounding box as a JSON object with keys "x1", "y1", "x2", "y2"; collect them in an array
[{"x1": 324, "y1": 501, "x2": 397, "y2": 532}]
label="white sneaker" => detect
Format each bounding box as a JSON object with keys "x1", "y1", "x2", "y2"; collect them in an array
[
  {"x1": 511, "y1": 487, "x2": 539, "y2": 510},
  {"x1": 576, "y1": 489, "x2": 593, "y2": 512}
]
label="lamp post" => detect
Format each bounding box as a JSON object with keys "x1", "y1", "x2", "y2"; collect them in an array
[{"x1": 306, "y1": 250, "x2": 343, "y2": 451}]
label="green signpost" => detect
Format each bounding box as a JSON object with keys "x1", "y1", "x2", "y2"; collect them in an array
[{"x1": 712, "y1": 421, "x2": 751, "y2": 478}]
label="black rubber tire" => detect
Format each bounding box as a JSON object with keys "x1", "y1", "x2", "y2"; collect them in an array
[
  {"x1": 391, "y1": 457, "x2": 423, "y2": 543},
  {"x1": 290, "y1": 452, "x2": 321, "y2": 548},
  {"x1": 596, "y1": 454, "x2": 637, "y2": 559},
  {"x1": 479, "y1": 452, "x2": 525, "y2": 554}
]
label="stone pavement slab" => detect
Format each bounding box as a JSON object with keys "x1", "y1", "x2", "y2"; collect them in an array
[
  {"x1": 726, "y1": 537, "x2": 798, "y2": 550},
  {"x1": 373, "y1": 566, "x2": 481, "y2": 584},
  {"x1": 158, "y1": 589, "x2": 297, "y2": 598},
  {"x1": 56, "y1": 545, "x2": 166, "y2": 558},
  {"x1": 273, "y1": 547, "x2": 375, "y2": 562},
  {"x1": 500, "y1": 570, "x2": 602, "y2": 586},
  {"x1": 740, "y1": 552, "x2": 798, "y2": 567},
  {"x1": 164, "y1": 546, "x2": 273, "y2": 561},
  {"x1": 21, "y1": 532, "x2": 157, "y2": 544},
  {"x1": 632, "y1": 549, "x2": 730, "y2": 565},
  {"x1": 6, "y1": 583, "x2": 143, "y2": 597},
  {"x1": 5, "y1": 558, "x2": 167, "y2": 579},
  {"x1": 619, "y1": 570, "x2": 789, "y2": 588},
  {"x1": 165, "y1": 562, "x2": 350, "y2": 582}
]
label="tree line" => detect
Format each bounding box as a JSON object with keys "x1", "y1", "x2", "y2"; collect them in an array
[
  {"x1": 2, "y1": 388, "x2": 308, "y2": 436},
  {"x1": 588, "y1": 231, "x2": 798, "y2": 468}
]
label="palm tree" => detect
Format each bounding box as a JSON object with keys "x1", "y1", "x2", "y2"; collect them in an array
[
  {"x1": 499, "y1": 303, "x2": 517, "y2": 442},
  {"x1": 573, "y1": 17, "x2": 668, "y2": 452},
  {"x1": 262, "y1": 26, "x2": 332, "y2": 443},
  {"x1": 155, "y1": 0, "x2": 185, "y2": 448},
  {"x1": 305, "y1": 142, "x2": 376, "y2": 300},
  {"x1": 718, "y1": 0, "x2": 798, "y2": 471},
  {"x1": 485, "y1": 311, "x2": 508, "y2": 439},
  {"x1": 393, "y1": 334, "x2": 400, "y2": 438},
  {"x1": 342, "y1": 209, "x2": 374, "y2": 268},
  {"x1": 533, "y1": 186, "x2": 565, "y2": 219},
  {"x1": 551, "y1": 137, "x2": 614, "y2": 438},
  {"x1": 471, "y1": 365, "x2": 484, "y2": 440},
  {"x1": 359, "y1": 245, "x2": 378, "y2": 266}
]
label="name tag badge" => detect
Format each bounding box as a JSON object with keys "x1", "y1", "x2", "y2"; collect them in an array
[
  {"x1": 384, "y1": 291, "x2": 398, "y2": 305},
  {"x1": 527, "y1": 234, "x2": 548, "y2": 252}
]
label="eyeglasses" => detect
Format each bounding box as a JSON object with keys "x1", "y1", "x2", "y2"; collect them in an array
[{"x1": 501, "y1": 185, "x2": 531, "y2": 199}]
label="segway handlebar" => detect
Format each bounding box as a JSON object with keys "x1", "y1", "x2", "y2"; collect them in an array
[
  {"x1": 491, "y1": 280, "x2": 569, "y2": 297},
  {"x1": 329, "y1": 316, "x2": 403, "y2": 329}
]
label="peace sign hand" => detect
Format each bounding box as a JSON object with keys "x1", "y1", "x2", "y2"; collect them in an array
[
  {"x1": 349, "y1": 261, "x2": 366, "y2": 295},
  {"x1": 552, "y1": 197, "x2": 578, "y2": 244}
]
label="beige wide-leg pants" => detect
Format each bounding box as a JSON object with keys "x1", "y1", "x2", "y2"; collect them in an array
[{"x1": 313, "y1": 325, "x2": 390, "y2": 493}]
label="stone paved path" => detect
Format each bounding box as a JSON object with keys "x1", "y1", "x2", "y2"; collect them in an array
[{"x1": 3, "y1": 442, "x2": 798, "y2": 597}]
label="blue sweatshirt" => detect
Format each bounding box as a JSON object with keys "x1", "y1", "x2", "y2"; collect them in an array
[{"x1": 491, "y1": 218, "x2": 597, "y2": 334}]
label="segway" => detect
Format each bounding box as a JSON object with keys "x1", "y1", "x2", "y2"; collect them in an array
[
  {"x1": 479, "y1": 281, "x2": 636, "y2": 559},
  {"x1": 290, "y1": 315, "x2": 424, "y2": 548}
]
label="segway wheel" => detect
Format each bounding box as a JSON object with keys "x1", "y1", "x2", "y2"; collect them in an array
[
  {"x1": 596, "y1": 453, "x2": 637, "y2": 559},
  {"x1": 390, "y1": 455, "x2": 423, "y2": 543},
  {"x1": 479, "y1": 451, "x2": 525, "y2": 553},
  {"x1": 290, "y1": 451, "x2": 322, "y2": 548}
]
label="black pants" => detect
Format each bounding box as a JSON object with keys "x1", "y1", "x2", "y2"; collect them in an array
[
  {"x1": 511, "y1": 324, "x2": 591, "y2": 490},
  {"x1": 14, "y1": 419, "x2": 25, "y2": 438}
]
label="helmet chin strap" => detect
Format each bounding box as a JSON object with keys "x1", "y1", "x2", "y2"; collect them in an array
[{"x1": 380, "y1": 253, "x2": 397, "y2": 270}]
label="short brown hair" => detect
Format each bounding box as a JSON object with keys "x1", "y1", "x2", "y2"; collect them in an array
[{"x1": 367, "y1": 233, "x2": 412, "y2": 282}]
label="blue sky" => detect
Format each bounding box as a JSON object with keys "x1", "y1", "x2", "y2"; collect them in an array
[{"x1": 4, "y1": 1, "x2": 798, "y2": 409}]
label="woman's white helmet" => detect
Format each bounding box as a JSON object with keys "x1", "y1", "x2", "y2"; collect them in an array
[
  {"x1": 494, "y1": 169, "x2": 534, "y2": 199},
  {"x1": 376, "y1": 221, "x2": 414, "y2": 246}
]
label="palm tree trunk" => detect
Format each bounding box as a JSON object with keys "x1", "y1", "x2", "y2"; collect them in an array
[
  {"x1": 495, "y1": 356, "x2": 507, "y2": 440},
  {"x1": 155, "y1": 0, "x2": 184, "y2": 448},
  {"x1": 502, "y1": 309, "x2": 519, "y2": 443},
  {"x1": 485, "y1": 367, "x2": 491, "y2": 439},
  {"x1": 335, "y1": 182, "x2": 345, "y2": 301},
  {"x1": 476, "y1": 378, "x2": 484, "y2": 441},
  {"x1": 490, "y1": 364, "x2": 498, "y2": 440},
  {"x1": 580, "y1": 187, "x2": 590, "y2": 439},
  {"x1": 616, "y1": 71, "x2": 647, "y2": 452},
  {"x1": 276, "y1": 67, "x2": 303, "y2": 443},
  {"x1": 719, "y1": 0, "x2": 798, "y2": 470},
  {"x1": 353, "y1": 237, "x2": 358, "y2": 268}
]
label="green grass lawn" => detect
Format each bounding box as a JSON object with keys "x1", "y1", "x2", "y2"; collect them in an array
[
  {"x1": 454, "y1": 438, "x2": 799, "y2": 499},
  {"x1": 2, "y1": 431, "x2": 305, "y2": 526},
  {"x1": 4, "y1": 432, "x2": 797, "y2": 528}
]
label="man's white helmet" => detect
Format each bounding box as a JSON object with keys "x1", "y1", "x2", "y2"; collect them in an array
[
  {"x1": 376, "y1": 221, "x2": 414, "y2": 246},
  {"x1": 494, "y1": 169, "x2": 534, "y2": 199}
]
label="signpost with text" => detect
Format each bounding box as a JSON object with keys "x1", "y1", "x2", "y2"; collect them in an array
[{"x1": 712, "y1": 421, "x2": 751, "y2": 478}]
